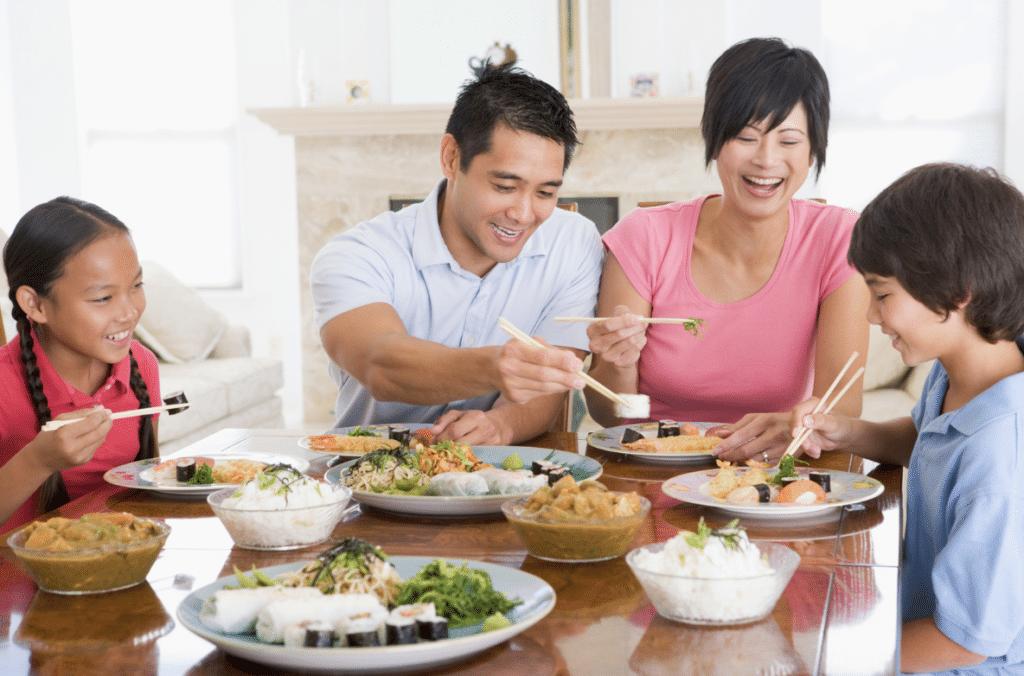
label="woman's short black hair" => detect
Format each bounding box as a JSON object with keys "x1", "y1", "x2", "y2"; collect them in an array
[
  {"x1": 445, "y1": 62, "x2": 578, "y2": 173},
  {"x1": 702, "y1": 37, "x2": 830, "y2": 179},
  {"x1": 849, "y1": 163, "x2": 1024, "y2": 343}
]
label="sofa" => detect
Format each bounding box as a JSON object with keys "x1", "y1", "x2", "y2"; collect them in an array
[{"x1": 0, "y1": 226, "x2": 284, "y2": 454}]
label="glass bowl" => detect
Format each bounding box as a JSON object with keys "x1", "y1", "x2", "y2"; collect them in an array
[
  {"x1": 625, "y1": 541, "x2": 800, "y2": 625},
  {"x1": 8, "y1": 515, "x2": 170, "y2": 595},
  {"x1": 207, "y1": 482, "x2": 353, "y2": 550},
  {"x1": 502, "y1": 494, "x2": 651, "y2": 562}
]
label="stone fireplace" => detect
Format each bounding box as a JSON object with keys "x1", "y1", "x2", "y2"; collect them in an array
[{"x1": 253, "y1": 98, "x2": 719, "y2": 424}]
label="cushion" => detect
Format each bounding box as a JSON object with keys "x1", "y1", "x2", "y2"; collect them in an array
[
  {"x1": 863, "y1": 324, "x2": 909, "y2": 391},
  {"x1": 135, "y1": 260, "x2": 227, "y2": 363}
]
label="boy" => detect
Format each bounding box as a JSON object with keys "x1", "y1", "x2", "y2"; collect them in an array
[{"x1": 793, "y1": 163, "x2": 1024, "y2": 674}]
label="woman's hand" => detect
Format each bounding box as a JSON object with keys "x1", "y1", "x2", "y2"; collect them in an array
[
  {"x1": 31, "y1": 407, "x2": 113, "y2": 473},
  {"x1": 708, "y1": 411, "x2": 798, "y2": 463},
  {"x1": 586, "y1": 305, "x2": 647, "y2": 368}
]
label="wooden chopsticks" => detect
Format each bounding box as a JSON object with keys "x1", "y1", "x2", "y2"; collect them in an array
[
  {"x1": 497, "y1": 317, "x2": 634, "y2": 410},
  {"x1": 779, "y1": 352, "x2": 864, "y2": 463},
  {"x1": 555, "y1": 316, "x2": 701, "y2": 325},
  {"x1": 41, "y1": 403, "x2": 190, "y2": 432}
]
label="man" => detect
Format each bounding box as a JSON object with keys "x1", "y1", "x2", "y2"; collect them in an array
[{"x1": 311, "y1": 63, "x2": 603, "y2": 445}]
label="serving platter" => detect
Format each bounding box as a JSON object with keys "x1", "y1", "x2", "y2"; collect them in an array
[
  {"x1": 324, "y1": 446, "x2": 602, "y2": 517},
  {"x1": 177, "y1": 557, "x2": 556, "y2": 675},
  {"x1": 587, "y1": 421, "x2": 726, "y2": 465},
  {"x1": 661, "y1": 467, "x2": 884, "y2": 518},
  {"x1": 103, "y1": 452, "x2": 310, "y2": 497},
  {"x1": 299, "y1": 423, "x2": 431, "y2": 458}
]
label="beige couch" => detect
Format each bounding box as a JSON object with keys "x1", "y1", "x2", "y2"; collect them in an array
[
  {"x1": 861, "y1": 324, "x2": 932, "y2": 422},
  {"x1": 1, "y1": 228, "x2": 283, "y2": 454}
]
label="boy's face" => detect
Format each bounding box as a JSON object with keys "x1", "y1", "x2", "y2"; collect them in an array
[{"x1": 864, "y1": 274, "x2": 969, "y2": 367}]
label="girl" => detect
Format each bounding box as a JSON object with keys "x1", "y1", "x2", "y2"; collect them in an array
[{"x1": 0, "y1": 197, "x2": 160, "y2": 531}]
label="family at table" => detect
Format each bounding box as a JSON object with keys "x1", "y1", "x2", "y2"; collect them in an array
[{"x1": 3, "y1": 36, "x2": 1024, "y2": 676}]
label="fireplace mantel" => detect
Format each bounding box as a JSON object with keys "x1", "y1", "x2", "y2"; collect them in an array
[{"x1": 251, "y1": 97, "x2": 703, "y2": 137}]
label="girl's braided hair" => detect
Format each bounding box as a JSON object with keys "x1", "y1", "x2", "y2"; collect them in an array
[{"x1": 3, "y1": 196, "x2": 156, "y2": 514}]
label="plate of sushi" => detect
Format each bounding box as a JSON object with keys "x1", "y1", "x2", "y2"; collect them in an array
[
  {"x1": 324, "y1": 445, "x2": 603, "y2": 516},
  {"x1": 103, "y1": 452, "x2": 310, "y2": 496},
  {"x1": 587, "y1": 420, "x2": 727, "y2": 464},
  {"x1": 299, "y1": 423, "x2": 431, "y2": 458},
  {"x1": 177, "y1": 539, "x2": 556, "y2": 674},
  {"x1": 660, "y1": 460, "x2": 885, "y2": 518}
]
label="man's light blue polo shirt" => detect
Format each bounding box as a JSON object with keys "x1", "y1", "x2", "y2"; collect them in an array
[
  {"x1": 311, "y1": 179, "x2": 604, "y2": 428},
  {"x1": 903, "y1": 337, "x2": 1024, "y2": 674}
]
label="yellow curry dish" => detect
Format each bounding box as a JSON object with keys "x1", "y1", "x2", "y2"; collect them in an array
[{"x1": 8, "y1": 512, "x2": 171, "y2": 595}]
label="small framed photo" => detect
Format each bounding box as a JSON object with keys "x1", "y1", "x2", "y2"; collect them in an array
[
  {"x1": 630, "y1": 73, "x2": 659, "y2": 98},
  {"x1": 346, "y1": 80, "x2": 371, "y2": 105}
]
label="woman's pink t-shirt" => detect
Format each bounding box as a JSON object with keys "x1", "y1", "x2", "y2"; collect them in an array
[
  {"x1": 602, "y1": 197, "x2": 858, "y2": 424},
  {"x1": 0, "y1": 332, "x2": 161, "y2": 532}
]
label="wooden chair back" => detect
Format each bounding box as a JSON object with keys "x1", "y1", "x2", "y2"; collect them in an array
[
  {"x1": 0, "y1": 318, "x2": 5, "y2": 345},
  {"x1": 556, "y1": 201, "x2": 579, "y2": 212}
]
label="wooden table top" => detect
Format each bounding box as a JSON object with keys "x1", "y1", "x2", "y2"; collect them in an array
[{"x1": 0, "y1": 428, "x2": 903, "y2": 676}]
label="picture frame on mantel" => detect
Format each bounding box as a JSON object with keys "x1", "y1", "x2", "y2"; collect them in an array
[{"x1": 559, "y1": 0, "x2": 582, "y2": 98}]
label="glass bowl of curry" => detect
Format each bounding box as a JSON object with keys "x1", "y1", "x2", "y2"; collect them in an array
[
  {"x1": 7, "y1": 512, "x2": 170, "y2": 595},
  {"x1": 502, "y1": 476, "x2": 650, "y2": 563}
]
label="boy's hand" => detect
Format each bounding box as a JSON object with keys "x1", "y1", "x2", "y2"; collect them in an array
[{"x1": 790, "y1": 397, "x2": 855, "y2": 457}]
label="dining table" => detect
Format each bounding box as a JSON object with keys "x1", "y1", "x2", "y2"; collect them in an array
[{"x1": 0, "y1": 426, "x2": 903, "y2": 676}]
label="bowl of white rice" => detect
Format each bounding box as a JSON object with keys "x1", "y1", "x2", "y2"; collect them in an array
[
  {"x1": 626, "y1": 522, "x2": 800, "y2": 626},
  {"x1": 208, "y1": 465, "x2": 353, "y2": 550}
]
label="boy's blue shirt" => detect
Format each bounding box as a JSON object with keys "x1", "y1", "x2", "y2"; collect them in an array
[{"x1": 904, "y1": 336, "x2": 1024, "y2": 674}]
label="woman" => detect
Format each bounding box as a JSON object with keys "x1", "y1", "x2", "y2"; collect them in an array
[{"x1": 585, "y1": 37, "x2": 869, "y2": 462}]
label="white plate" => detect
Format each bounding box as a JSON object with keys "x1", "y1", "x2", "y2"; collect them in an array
[
  {"x1": 661, "y1": 467, "x2": 885, "y2": 518},
  {"x1": 298, "y1": 423, "x2": 431, "y2": 457},
  {"x1": 587, "y1": 422, "x2": 726, "y2": 465},
  {"x1": 103, "y1": 453, "x2": 310, "y2": 497},
  {"x1": 324, "y1": 447, "x2": 602, "y2": 517},
  {"x1": 177, "y1": 557, "x2": 556, "y2": 675}
]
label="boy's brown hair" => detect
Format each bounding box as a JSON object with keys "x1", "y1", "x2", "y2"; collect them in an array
[{"x1": 849, "y1": 163, "x2": 1024, "y2": 342}]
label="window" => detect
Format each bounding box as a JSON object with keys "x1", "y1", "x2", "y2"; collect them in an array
[{"x1": 70, "y1": 0, "x2": 240, "y2": 288}]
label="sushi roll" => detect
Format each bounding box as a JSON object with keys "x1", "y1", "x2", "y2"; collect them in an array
[
  {"x1": 283, "y1": 620, "x2": 336, "y2": 648},
  {"x1": 546, "y1": 466, "x2": 571, "y2": 486},
  {"x1": 620, "y1": 427, "x2": 644, "y2": 444},
  {"x1": 388, "y1": 425, "x2": 411, "y2": 445},
  {"x1": 779, "y1": 476, "x2": 800, "y2": 488},
  {"x1": 175, "y1": 458, "x2": 197, "y2": 482},
  {"x1": 385, "y1": 617, "x2": 417, "y2": 645},
  {"x1": 725, "y1": 483, "x2": 774, "y2": 503},
  {"x1": 531, "y1": 459, "x2": 558, "y2": 475},
  {"x1": 416, "y1": 615, "x2": 448, "y2": 641},
  {"x1": 809, "y1": 471, "x2": 831, "y2": 492},
  {"x1": 344, "y1": 615, "x2": 383, "y2": 647},
  {"x1": 657, "y1": 421, "x2": 681, "y2": 438}
]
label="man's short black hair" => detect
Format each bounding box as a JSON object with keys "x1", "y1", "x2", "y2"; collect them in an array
[
  {"x1": 850, "y1": 163, "x2": 1024, "y2": 343},
  {"x1": 702, "y1": 37, "x2": 830, "y2": 179},
  {"x1": 445, "y1": 62, "x2": 578, "y2": 173}
]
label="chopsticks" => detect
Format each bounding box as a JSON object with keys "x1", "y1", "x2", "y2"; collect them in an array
[
  {"x1": 555, "y1": 316, "x2": 701, "y2": 325},
  {"x1": 41, "y1": 403, "x2": 190, "y2": 431},
  {"x1": 498, "y1": 317, "x2": 634, "y2": 411},
  {"x1": 779, "y1": 352, "x2": 864, "y2": 463}
]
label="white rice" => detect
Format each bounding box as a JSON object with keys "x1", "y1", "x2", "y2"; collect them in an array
[
  {"x1": 211, "y1": 469, "x2": 351, "y2": 549},
  {"x1": 628, "y1": 530, "x2": 778, "y2": 623},
  {"x1": 615, "y1": 394, "x2": 651, "y2": 419}
]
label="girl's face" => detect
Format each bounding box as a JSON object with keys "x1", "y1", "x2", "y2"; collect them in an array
[
  {"x1": 864, "y1": 274, "x2": 967, "y2": 367},
  {"x1": 715, "y1": 102, "x2": 813, "y2": 222},
  {"x1": 29, "y1": 232, "x2": 145, "y2": 381}
]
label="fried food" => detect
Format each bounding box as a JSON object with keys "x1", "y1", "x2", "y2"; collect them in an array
[
  {"x1": 305, "y1": 435, "x2": 401, "y2": 454},
  {"x1": 624, "y1": 434, "x2": 723, "y2": 454},
  {"x1": 706, "y1": 460, "x2": 739, "y2": 499}
]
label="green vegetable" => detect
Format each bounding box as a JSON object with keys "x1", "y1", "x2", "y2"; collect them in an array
[
  {"x1": 682, "y1": 317, "x2": 705, "y2": 338},
  {"x1": 482, "y1": 613, "x2": 512, "y2": 632},
  {"x1": 186, "y1": 463, "x2": 214, "y2": 485},
  {"x1": 768, "y1": 455, "x2": 809, "y2": 485},
  {"x1": 502, "y1": 453, "x2": 523, "y2": 471},
  {"x1": 231, "y1": 565, "x2": 277, "y2": 588},
  {"x1": 682, "y1": 518, "x2": 743, "y2": 551},
  {"x1": 347, "y1": 426, "x2": 380, "y2": 437},
  {"x1": 394, "y1": 559, "x2": 522, "y2": 628}
]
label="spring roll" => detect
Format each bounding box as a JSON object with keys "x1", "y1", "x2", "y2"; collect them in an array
[
  {"x1": 200, "y1": 585, "x2": 323, "y2": 634},
  {"x1": 256, "y1": 593, "x2": 386, "y2": 644}
]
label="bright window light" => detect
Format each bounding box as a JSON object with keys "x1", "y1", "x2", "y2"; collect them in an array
[{"x1": 70, "y1": 0, "x2": 239, "y2": 288}]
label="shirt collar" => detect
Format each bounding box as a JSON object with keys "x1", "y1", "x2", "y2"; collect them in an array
[{"x1": 931, "y1": 335, "x2": 1024, "y2": 435}]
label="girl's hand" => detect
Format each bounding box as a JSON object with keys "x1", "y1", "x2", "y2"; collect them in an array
[
  {"x1": 708, "y1": 411, "x2": 796, "y2": 463},
  {"x1": 586, "y1": 305, "x2": 647, "y2": 368},
  {"x1": 32, "y1": 408, "x2": 113, "y2": 473},
  {"x1": 788, "y1": 397, "x2": 856, "y2": 456}
]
